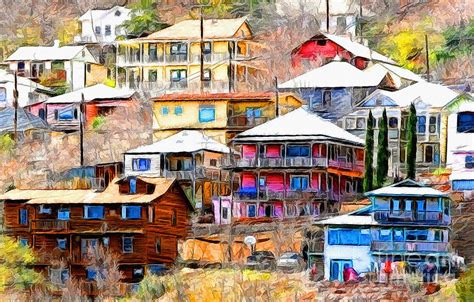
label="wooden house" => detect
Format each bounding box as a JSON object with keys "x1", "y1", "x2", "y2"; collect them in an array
[
  {"x1": 0, "y1": 177, "x2": 193, "y2": 292},
  {"x1": 228, "y1": 107, "x2": 365, "y2": 221},
  {"x1": 124, "y1": 130, "x2": 231, "y2": 212},
  {"x1": 151, "y1": 91, "x2": 303, "y2": 144}
]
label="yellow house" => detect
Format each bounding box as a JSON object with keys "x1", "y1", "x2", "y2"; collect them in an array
[
  {"x1": 116, "y1": 17, "x2": 258, "y2": 95},
  {"x1": 150, "y1": 92, "x2": 303, "y2": 144}
]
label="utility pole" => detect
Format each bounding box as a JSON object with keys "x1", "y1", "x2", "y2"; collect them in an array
[
  {"x1": 326, "y1": 0, "x2": 330, "y2": 33},
  {"x1": 425, "y1": 34, "x2": 430, "y2": 82},
  {"x1": 359, "y1": 0, "x2": 363, "y2": 43},
  {"x1": 13, "y1": 71, "x2": 18, "y2": 143},
  {"x1": 274, "y1": 77, "x2": 279, "y2": 117},
  {"x1": 200, "y1": 5, "x2": 205, "y2": 93},
  {"x1": 228, "y1": 50, "x2": 233, "y2": 93},
  {"x1": 80, "y1": 93, "x2": 85, "y2": 166}
]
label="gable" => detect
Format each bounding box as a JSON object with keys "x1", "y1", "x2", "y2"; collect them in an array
[
  {"x1": 233, "y1": 22, "x2": 252, "y2": 39},
  {"x1": 72, "y1": 47, "x2": 97, "y2": 63}
]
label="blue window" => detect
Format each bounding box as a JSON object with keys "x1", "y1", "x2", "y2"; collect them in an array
[
  {"x1": 57, "y1": 238, "x2": 67, "y2": 250},
  {"x1": 161, "y1": 106, "x2": 169, "y2": 115},
  {"x1": 58, "y1": 109, "x2": 77, "y2": 121},
  {"x1": 0, "y1": 87, "x2": 6, "y2": 102},
  {"x1": 84, "y1": 206, "x2": 104, "y2": 219},
  {"x1": 328, "y1": 229, "x2": 371, "y2": 245},
  {"x1": 122, "y1": 236, "x2": 134, "y2": 253},
  {"x1": 129, "y1": 178, "x2": 137, "y2": 194},
  {"x1": 199, "y1": 106, "x2": 215, "y2": 123},
  {"x1": 19, "y1": 209, "x2": 28, "y2": 225},
  {"x1": 248, "y1": 204, "x2": 256, "y2": 218},
  {"x1": 457, "y1": 112, "x2": 474, "y2": 133},
  {"x1": 174, "y1": 106, "x2": 183, "y2": 115},
  {"x1": 19, "y1": 238, "x2": 28, "y2": 247},
  {"x1": 132, "y1": 158, "x2": 150, "y2": 171},
  {"x1": 57, "y1": 208, "x2": 70, "y2": 220},
  {"x1": 417, "y1": 116, "x2": 426, "y2": 133},
  {"x1": 122, "y1": 205, "x2": 141, "y2": 219},
  {"x1": 246, "y1": 108, "x2": 262, "y2": 118},
  {"x1": 290, "y1": 176, "x2": 309, "y2": 191},
  {"x1": 360, "y1": 229, "x2": 371, "y2": 245},
  {"x1": 287, "y1": 145, "x2": 310, "y2": 157},
  {"x1": 405, "y1": 229, "x2": 428, "y2": 241},
  {"x1": 394, "y1": 229, "x2": 404, "y2": 241},
  {"x1": 86, "y1": 268, "x2": 97, "y2": 280},
  {"x1": 379, "y1": 229, "x2": 392, "y2": 241}
]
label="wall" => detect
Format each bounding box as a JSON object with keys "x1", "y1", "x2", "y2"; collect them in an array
[
  {"x1": 446, "y1": 101, "x2": 474, "y2": 165},
  {"x1": 71, "y1": 61, "x2": 86, "y2": 90},
  {"x1": 0, "y1": 79, "x2": 48, "y2": 108},
  {"x1": 86, "y1": 64, "x2": 107, "y2": 86},
  {"x1": 124, "y1": 153, "x2": 161, "y2": 176}
]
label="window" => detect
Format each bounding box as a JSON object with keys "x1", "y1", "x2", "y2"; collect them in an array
[
  {"x1": 425, "y1": 145, "x2": 434, "y2": 163},
  {"x1": 132, "y1": 158, "x2": 151, "y2": 171},
  {"x1": 115, "y1": 10, "x2": 121, "y2": 16},
  {"x1": 259, "y1": 177, "x2": 266, "y2": 187},
  {"x1": 336, "y1": 16, "x2": 347, "y2": 30},
  {"x1": 417, "y1": 116, "x2": 426, "y2": 133},
  {"x1": 94, "y1": 26, "x2": 101, "y2": 35},
  {"x1": 19, "y1": 208, "x2": 28, "y2": 225},
  {"x1": 248, "y1": 204, "x2": 256, "y2": 217},
  {"x1": 222, "y1": 207, "x2": 229, "y2": 219},
  {"x1": 161, "y1": 106, "x2": 169, "y2": 115},
  {"x1": 0, "y1": 87, "x2": 6, "y2": 103},
  {"x1": 54, "y1": 109, "x2": 59, "y2": 120},
  {"x1": 102, "y1": 237, "x2": 110, "y2": 247},
  {"x1": 316, "y1": 39, "x2": 327, "y2": 46},
  {"x1": 174, "y1": 106, "x2": 183, "y2": 116},
  {"x1": 129, "y1": 178, "x2": 137, "y2": 194},
  {"x1": 199, "y1": 106, "x2": 216, "y2": 123},
  {"x1": 122, "y1": 236, "x2": 133, "y2": 253},
  {"x1": 39, "y1": 205, "x2": 52, "y2": 214},
  {"x1": 19, "y1": 238, "x2": 28, "y2": 247},
  {"x1": 405, "y1": 229, "x2": 428, "y2": 241},
  {"x1": 203, "y1": 69, "x2": 211, "y2": 81},
  {"x1": 328, "y1": 229, "x2": 371, "y2": 245},
  {"x1": 57, "y1": 238, "x2": 67, "y2": 250},
  {"x1": 246, "y1": 108, "x2": 262, "y2": 118},
  {"x1": 122, "y1": 205, "x2": 141, "y2": 219},
  {"x1": 156, "y1": 238, "x2": 161, "y2": 254},
  {"x1": 389, "y1": 117, "x2": 398, "y2": 128},
  {"x1": 58, "y1": 109, "x2": 75, "y2": 121},
  {"x1": 203, "y1": 42, "x2": 212, "y2": 54},
  {"x1": 379, "y1": 229, "x2": 392, "y2": 241},
  {"x1": 322, "y1": 90, "x2": 331, "y2": 107},
  {"x1": 133, "y1": 267, "x2": 144, "y2": 279},
  {"x1": 148, "y1": 69, "x2": 158, "y2": 82},
  {"x1": 50, "y1": 268, "x2": 69, "y2": 285},
  {"x1": 457, "y1": 112, "x2": 474, "y2": 133},
  {"x1": 170, "y1": 69, "x2": 187, "y2": 82},
  {"x1": 429, "y1": 116, "x2": 437, "y2": 133},
  {"x1": 31, "y1": 63, "x2": 44, "y2": 78},
  {"x1": 105, "y1": 25, "x2": 111, "y2": 36},
  {"x1": 210, "y1": 159, "x2": 217, "y2": 166},
  {"x1": 171, "y1": 209, "x2": 177, "y2": 226},
  {"x1": 84, "y1": 205, "x2": 104, "y2": 219},
  {"x1": 394, "y1": 229, "x2": 404, "y2": 241},
  {"x1": 345, "y1": 118, "x2": 356, "y2": 129},
  {"x1": 86, "y1": 268, "x2": 97, "y2": 280},
  {"x1": 290, "y1": 176, "x2": 309, "y2": 191},
  {"x1": 86, "y1": 63, "x2": 91, "y2": 73},
  {"x1": 356, "y1": 118, "x2": 366, "y2": 129},
  {"x1": 287, "y1": 145, "x2": 310, "y2": 157},
  {"x1": 465, "y1": 155, "x2": 474, "y2": 169},
  {"x1": 170, "y1": 43, "x2": 187, "y2": 55}
]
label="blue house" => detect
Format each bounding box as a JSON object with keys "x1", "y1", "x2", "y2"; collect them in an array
[{"x1": 316, "y1": 179, "x2": 452, "y2": 282}]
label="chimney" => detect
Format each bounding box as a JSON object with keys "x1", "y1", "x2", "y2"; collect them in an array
[{"x1": 53, "y1": 40, "x2": 60, "y2": 47}]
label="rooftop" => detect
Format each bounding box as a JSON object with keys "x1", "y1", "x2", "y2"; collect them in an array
[
  {"x1": 365, "y1": 179, "x2": 449, "y2": 197},
  {"x1": 315, "y1": 206, "x2": 378, "y2": 226},
  {"x1": 151, "y1": 91, "x2": 278, "y2": 101},
  {"x1": 45, "y1": 84, "x2": 135, "y2": 104},
  {"x1": 233, "y1": 107, "x2": 364, "y2": 145},
  {"x1": 364, "y1": 63, "x2": 424, "y2": 88},
  {"x1": 126, "y1": 130, "x2": 230, "y2": 154},
  {"x1": 0, "y1": 107, "x2": 49, "y2": 134},
  {"x1": 6, "y1": 45, "x2": 96, "y2": 62},
  {"x1": 79, "y1": 6, "x2": 130, "y2": 21}
]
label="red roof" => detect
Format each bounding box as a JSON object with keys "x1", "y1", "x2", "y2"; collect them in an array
[{"x1": 151, "y1": 91, "x2": 276, "y2": 101}]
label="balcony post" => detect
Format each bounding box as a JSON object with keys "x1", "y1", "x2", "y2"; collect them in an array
[
  {"x1": 284, "y1": 143, "x2": 287, "y2": 167},
  {"x1": 256, "y1": 170, "x2": 260, "y2": 201}
]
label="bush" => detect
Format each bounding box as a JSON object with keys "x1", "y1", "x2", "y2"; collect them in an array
[
  {"x1": 456, "y1": 266, "x2": 474, "y2": 301},
  {"x1": 132, "y1": 275, "x2": 166, "y2": 301},
  {"x1": 91, "y1": 116, "x2": 106, "y2": 131},
  {"x1": 0, "y1": 134, "x2": 14, "y2": 153}
]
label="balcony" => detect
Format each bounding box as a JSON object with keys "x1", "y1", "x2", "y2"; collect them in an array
[
  {"x1": 232, "y1": 156, "x2": 328, "y2": 168},
  {"x1": 191, "y1": 52, "x2": 229, "y2": 63},
  {"x1": 117, "y1": 54, "x2": 141, "y2": 65},
  {"x1": 163, "y1": 170, "x2": 194, "y2": 180},
  {"x1": 143, "y1": 54, "x2": 164, "y2": 64},
  {"x1": 233, "y1": 188, "x2": 327, "y2": 202},
  {"x1": 31, "y1": 219, "x2": 69, "y2": 232},
  {"x1": 329, "y1": 159, "x2": 364, "y2": 171},
  {"x1": 165, "y1": 54, "x2": 188, "y2": 63},
  {"x1": 371, "y1": 241, "x2": 449, "y2": 253},
  {"x1": 227, "y1": 116, "x2": 269, "y2": 128},
  {"x1": 170, "y1": 80, "x2": 188, "y2": 90},
  {"x1": 373, "y1": 211, "x2": 450, "y2": 225}
]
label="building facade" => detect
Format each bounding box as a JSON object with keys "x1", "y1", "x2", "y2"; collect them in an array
[
  {"x1": 0, "y1": 69, "x2": 52, "y2": 108},
  {"x1": 77, "y1": 6, "x2": 131, "y2": 43}
]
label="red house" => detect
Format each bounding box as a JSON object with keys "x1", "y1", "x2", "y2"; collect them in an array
[{"x1": 291, "y1": 33, "x2": 396, "y2": 70}]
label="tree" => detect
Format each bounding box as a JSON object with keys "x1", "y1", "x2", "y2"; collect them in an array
[
  {"x1": 363, "y1": 110, "x2": 375, "y2": 192},
  {"x1": 406, "y1": 103, "x2": 417, "y2": 179},
  {"x1": 85, "y1": 245, "x2": 123, "y2": 299},
  {"x1": 375, "y1": 108, "x2": 389, "y2": 188},
  {"x1": 120, "y1": 0, "x2": 169, "y2": 37}
]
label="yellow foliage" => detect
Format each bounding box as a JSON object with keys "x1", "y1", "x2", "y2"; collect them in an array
[{"x1": 57, "y1": 19, "x2": 80, "y2": 45}]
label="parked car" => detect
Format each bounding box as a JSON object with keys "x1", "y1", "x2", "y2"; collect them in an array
[
  {"x1": 246, "y1": 251, "x2": 276, "y2": 270},
  {"x1": 276, "y1": 252, "x2": 305, "y2": 272}
]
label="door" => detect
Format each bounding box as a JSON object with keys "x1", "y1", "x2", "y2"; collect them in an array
[{"x1": 330, "y1": 259, "x2": 353, "y2": 281}]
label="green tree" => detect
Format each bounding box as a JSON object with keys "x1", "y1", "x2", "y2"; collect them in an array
[
  {"x1": 375, "y1": 108, "x2": 389, "y2": 188},
  {"x1": 363, "y1": 110, "x2": 375, "y2": 192},
  {"x1": 120, "y1": 0, "x2": 168, "y2": 37},
  {"x1": 435, "y1": 19, "x2": 474, "y2": 62},
  {"x1": 406, "y1": 103, "x2": 417, "y2": 179}
]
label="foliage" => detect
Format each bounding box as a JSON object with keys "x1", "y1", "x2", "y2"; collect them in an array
[
  {"x1": 133, "y1": 274, "x2": 166, "y2": 300},
  {"x1": 375, "y1": 108, "x2": 389, "y2": 188},
  {"x1": 0, "y1": 235, "x2": 44, "y2": 293},
  {"x1": 91, "y1": 116, "x2": 106, "y2": 131},
  {"x1": 103, "y1": 78, "x2": 116, "y2": 88},
  {"x1": 433, "y1": 167, "x2": 449, "y2": 176},
  {"x1": 57, "y1": 18, "x2": 80, "y2": 46},
  {"x1": 85, "y1": 245, "x2": 123, "y2": 299},
  {"x1": 406, "y1": 103, "x2": 417, "y2": 179},
  {"x1": 434, "y1": 19, "x2": 474, "y2": 62},
  {"x1": 363, "y1": 110, "x2": 375, "y2": 192},
  {"x1": 456, "y1": 266, "x2": 474, "y2": 302},
  {"x1": 120, "y1": 0, "x2": 168, "y2": 37},
  {"x1": 0, "y1": 134, "x2": 15, "y2": 154}
]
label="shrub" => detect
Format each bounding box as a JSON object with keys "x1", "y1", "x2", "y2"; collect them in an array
[{"x1": 456, "y1": 266, "x2": 474, "y2": 301}]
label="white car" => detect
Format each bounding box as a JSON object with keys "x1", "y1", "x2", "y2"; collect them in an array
[{"x1": 276, "y1": 252, "x2": 305, "y2": 272}]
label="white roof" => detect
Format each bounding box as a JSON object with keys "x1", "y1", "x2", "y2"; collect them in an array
[
  {"x1": 79, "y1": 6, "x2": 131, "y2": 21},
  {"x1": 234, "y1": 107, "x2": 364, "y2": 145},
  {"x1": 279, "y1": 61, "x2": 385, "y2": 89},
  {"x1": 365, "y1": 179, "x2": 448, "y2": 197},
  {"x1": 450, "y1": 171, "x2": 474, "y2": 181},
  {"x1": 45, "y1": 84, "x2": 135, "y2": 104},
  {"x1": 0, "y1": 69, "x2": 50, "y2": 91},
  {"x1": 387, "y1": 82, "x2": 459, "y2": 108},
  {"x1": 323, "y1": 33, "x2": 396, "y2": 65},
  {"x1": 316, "y1": 212, "x2": 378, "y2": 226},
  {"x1": 126, "y1": 130, "x2": 230, "y2": 154},
  {"x1": 6, "y1": 45, "x2": 96, "y2": 62},
  {"x1": 364, "y1": 63, "x2": 424, "y2": 88}
]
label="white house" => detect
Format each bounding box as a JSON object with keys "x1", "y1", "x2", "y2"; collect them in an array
[
  {"x1": 0, "y1": 69, "x2": 51, "y2": 108},
  {"x1": 77, "y1": 6, "x2": 131, "y2": 43},
  {"x1": 5, "y1": 42, "x2": 98, "y2": 91}
]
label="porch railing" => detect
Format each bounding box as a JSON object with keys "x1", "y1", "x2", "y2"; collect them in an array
[
  {"x1": 31, "y1": 219, "x2": 69, "y2": 231},
  {"x1": 373, "y1": 210, "x2": 450, "y2": 224},
  {"x1": 227, "y1": 116, "x2": 269, "y2": 128},
  {"x1": 233, "y1": 189, "x2": 328, "y2": 201},
  {"x1": 371, "y1": 241, "x2": 449, "y2": 252}
]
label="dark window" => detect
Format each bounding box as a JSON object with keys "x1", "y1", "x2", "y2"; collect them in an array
[
  {"x1": 429, "y1": 116, "x2": 437, "y2": 133},
  {"x1": 132, "y1": 158, "x2": 151, "y2": 171},
  {"x1": 155, "y1": 238, "x2": 161, "y2": 254},
  {"x1": 248, "y1": 204, "x2": 256, "y2": 217},
  {"x1": 417, "y1": 116, "x2": 426, "y2": 133},
  {"x1": 57, "y1": 238, "x2": 67, "y2": 250},
  {"x1": 115, "y1": 10, "x2": 121, "y2": 16},
  {"x1": 148, "y1": 69, "x2": 157, "y2": 82},
  {"x1": 19, "y1": 209, "x2": 28, "y2": 225},
  {"x1": 84, "y1": 206, "x2": 104, "y2": 219},
  {"x1": 425, "y1": 145, "x2": 434, "y2": 163},
  {"x1": 95, "y1": 26, "x2": 101, "y2": 35},
  {"x1": 19, "y1": 238, "x2": 28, "y2": 246},
  {"x1": 457, "y1": 112, "x2": 474, "y2": 133},
  {"x1": 290, "y1": 176, "x2": 309, "y2": 191},
  {"x1": 465, "y1": 155, "x2": 474, "y2": 169},
  {"x1": 171, "y1": 209, "x2": 177, "y2": 226},
  {"x1": 133, "y1": 267, "x2": 144, "y2": 279},
  {"x1": 389, "y1": 117, "x2": 398, "y2": 128},
  {"x1": 316, "y1": 39, "x2": 327, "y2": 46},
  {"x1": 86, "y1": 63, "x2": 91, "y2": 73},
  {"x1": 122, "y1": 205, "x2": 141, "y2": 219},
  {"x1": 203, "y1": 42, "x2": 212, "y2": 54},
  {"x1": 122, "y1": 236, "x2": 133, "y2": 253},
  {"x1": 322, "y1": 90, "x2": 331, "y2": 107},
  {"x1": 210, "y1": 159, "x2": 217, "y2": 166},
  {"x1": 54, "y1": 109, "x2": 59, "y2": 120},
  {"x1": 287, "y1": 145, "x2": 310, "y2": 157},
  {"x1": 105, "y1": 25, "x2": 111, "y2": 36},
  {"x1": 222, "y1": 207, "x2": 229, "y2": 219},
  {"x1": 38, "y1": 108, "x2": 45, "y2": 120}
]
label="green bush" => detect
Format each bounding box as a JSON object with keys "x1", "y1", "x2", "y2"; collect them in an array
[
  {"x1": 0, "y1": 134, "x2": 15, "y2": 153},
  {"x1": 91, "y1": 116, "x2": 106, "y2": 131},
  {"x1": 456, "y1": 266, "x2": 474, "y2": 301},
  {"x1": 132, "y1": 275, "x2": 166, "y2": 300}
]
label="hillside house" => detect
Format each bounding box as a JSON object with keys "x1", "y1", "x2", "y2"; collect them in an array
[
  {"x1": 77, "y1": 6, "x2": 131, "y2": 43},
  {"x1": 26, "y1": 84, "x2": 136, "y2": 132},
  {"x1": 124, "y1": 130, "x2": 231, "y2": 211},
  {"x1": 151, "y1": 92, "x2": 303, "y2": 144},
  {"x1": 229, "y1": 107, "x2": 365, "y2": 221},
  {"x1": 0, "y1": 177, "x2": 192, "y2": 294},
  {"x1": 291, "y1": 33, "x2": 396, "y2": 69},
  {"x1": 116, "y1": 17, "x2": 260, "y2": 95},
  {"x1": 0, "y1": 69, "x2": 52, "y2": 108},
  {"x1": 316, "y1": 179, "x2": 452, "y2": 282},
  {"x1": 279, "y1": 59, "x2": 395, "y2": 122},
  {"x1": 5, "y1": 43, "x2": 104, "y2": 91}
]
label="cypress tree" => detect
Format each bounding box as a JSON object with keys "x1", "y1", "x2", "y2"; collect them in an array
[
  {"x1": 376, "y1": 108, "x2": 389, "y2": 188},
  {"x1": 406, "y1": 103, "x2": 417, "y2": 179},
  {"x1": 363, "y1": 110, "x2": 375, "y2": 192}
]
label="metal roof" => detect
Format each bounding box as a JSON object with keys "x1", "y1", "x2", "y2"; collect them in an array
[
  {"x1": 6, "y1": 45, "x2": 97, "y2": 62},
  {"x1": 45, "y1": 84, "x2": 135, "y2": 104},
  {"x1": 365, "y1": 179, "x2": 448, "y2": 197},
  {"x1": 0, "y1": 107, "x2": 49, "y2": 134}
]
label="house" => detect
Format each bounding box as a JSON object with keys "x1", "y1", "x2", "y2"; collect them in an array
[
  {"x1": 364, "y1": 63, "x2": 424, "y2": 90},
  {"x1": 0, "y1": 107, "x2": 49, "y2": 139},
  {"x1": 340, "y1": 82, "x2": 459, "y2": 176},
  {"x1": 315, "y1": 179, "x2": 452, "y2": 282},
  {"x1": 444, "y1": 93, "x2": 474, "y2": 193},
  {"x1": 0, "y1": 69, "x2": 52, "y2": 108},
  {"x1": 151, "y1": 91, "x2": 303, "y2": 144},
  {"x1": 291, "y1": 32, "x2": 396, "y2": 69},
  {"x1": 228, "y1": 107, "x2": 365, "y2": 221},
  {"x1": 77, "y1": 6, "x2": 131, "y2": 43},
  {"x1": 5, "y1": 42, "x2": 103, "y2": 91},
  {"x1": 124, "y1": 130, "x2": 231, "y2": 211},
  {"x1": 26, "y1": 84, "x2": 136, "y2": 132},
  {"x1": 279, "y1": 59, "x2": 394, "y2": 121},
  {"x1": 115, "y1": 17, "x2": 259, "y2": 95},
  {"x1": 0, "y1": 177, "x2": 193, "y2": 293}
]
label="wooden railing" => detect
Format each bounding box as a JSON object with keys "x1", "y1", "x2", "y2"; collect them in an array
[
  {"x1": 231, "y1": 156, "x2": 329, "y2": 168},
  {"x1": 31, "y1": 219, "x2": 69, "y2": 231},
  {"x1": 233, "y1": 189, "x2": 328, "y2": 201}
]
